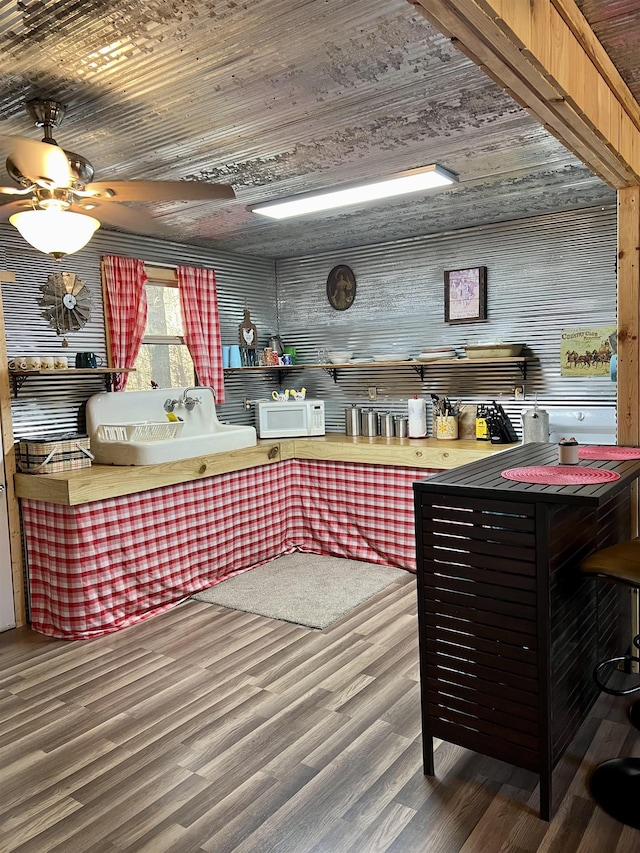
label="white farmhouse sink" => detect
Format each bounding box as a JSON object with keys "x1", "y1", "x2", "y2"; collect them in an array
[{"x1": 86, "y1": 386, "x2": 256, "y2": 465}]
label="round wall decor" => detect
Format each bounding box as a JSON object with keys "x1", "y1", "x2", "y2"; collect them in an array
[
  {"x1": 38, "y1": 272, "x2": 92, "y2": 344},
  {"x1": 326, "y1": 265, "x2": 356, "y2": 311}
]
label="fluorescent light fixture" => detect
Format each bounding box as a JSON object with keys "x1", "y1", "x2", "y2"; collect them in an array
[
  {"x1": 10, "y1": 208, "x2": 100, "y2": 260},
  {"x1": 251, "y1": 164, "x2": 458, "y2": 220}
]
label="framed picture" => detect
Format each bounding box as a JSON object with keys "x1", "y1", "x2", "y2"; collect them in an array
[
  {"x1": 327, "y1": 265, "x2": 356, "y2": 311},
  {"x1": 560, "y1": 325, "x2": 616, "y2": 377},
  {"x1": 444, "y1": 266, "x2": 487, "y2": 324}
]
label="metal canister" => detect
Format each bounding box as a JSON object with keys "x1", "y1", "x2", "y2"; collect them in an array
[
  {"x1": 378, "y1": 411, "x2": 394, "y2": 437},
  {"x1": 268, "y1": 335, "x2": 284, "y2": 356},
  {"x1": 521, "y1": 407, "x2": 549, "y2": 443},
  {"x1": 360, "y1": 408, "x2": 377, "y2": 436},
  {"x1": 394, "y1": 416, "x2": 408, "y2": 437},
  {"x1": 345, "y1": 405, "x2": 361, "y2": 436}
]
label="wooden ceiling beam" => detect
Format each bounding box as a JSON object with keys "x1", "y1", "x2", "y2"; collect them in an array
[{"x1": 409, "y1": 0, "x2": 640, "y2": 188}]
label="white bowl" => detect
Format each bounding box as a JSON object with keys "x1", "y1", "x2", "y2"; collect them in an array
[{"x1": 327, "y1": 351, "x2": 353, "y2": 364}]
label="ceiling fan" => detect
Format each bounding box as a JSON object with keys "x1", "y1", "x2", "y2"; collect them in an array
[{"x1": 0, "y1": 99, "x2": 236, "y2": 258}]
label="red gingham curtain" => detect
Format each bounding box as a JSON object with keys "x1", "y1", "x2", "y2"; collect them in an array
[
  {"x1": 177, "y1": 265, "x2": 225, "y2": 403},
  {"x1": 102, "y1": 255, "x2": 148, "y2": 391}
]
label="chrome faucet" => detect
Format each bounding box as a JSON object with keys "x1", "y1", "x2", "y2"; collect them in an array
[
  {"x1": 180, "y1": 387, "x2": 202, "y2": 411},
  {"x1": 163, "y1": 387, "x2": 203, "y2": 413}
]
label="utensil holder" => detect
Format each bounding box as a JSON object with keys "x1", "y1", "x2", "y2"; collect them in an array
[{"x1": 436, "y1": 415, "x2": 459, "y2": 440}]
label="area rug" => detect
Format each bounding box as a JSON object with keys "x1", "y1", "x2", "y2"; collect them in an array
[{"x1": 191, "y1": 553, "x2": 408, "y2": 629}]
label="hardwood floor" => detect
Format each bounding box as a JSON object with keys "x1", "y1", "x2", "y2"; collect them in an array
[{"x1": 1, "y1": 573, "x2": 639, "y2": 852}]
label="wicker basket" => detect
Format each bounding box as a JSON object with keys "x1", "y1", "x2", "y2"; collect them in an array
[
  {"x1": 96, "y1": 421, "x2": 184, "y2": 442},
  {"x1": 19, "y1": 432, "x2": 94, "y2": 474}
]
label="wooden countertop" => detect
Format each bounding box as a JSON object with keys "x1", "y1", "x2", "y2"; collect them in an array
[
  {"x1": 285, "y1": 434, "x2": 513, "y2": 468},
  {"x1": 14, "y1": 434, "x2": 517, "y2": 506}
]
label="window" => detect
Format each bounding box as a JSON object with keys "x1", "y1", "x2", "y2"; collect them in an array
[{"x1": 126, "y1": 267, "x2": 195, "y2": 392}]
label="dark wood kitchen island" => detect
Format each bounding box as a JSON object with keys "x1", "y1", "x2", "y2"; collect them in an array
[{"x1": 413, "y1": 442, "x2": 640, "y2": 820}]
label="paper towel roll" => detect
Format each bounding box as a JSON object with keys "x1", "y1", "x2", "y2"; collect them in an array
[{"x1": 408, "y1": 397, "x2": 427, "y2": 437}]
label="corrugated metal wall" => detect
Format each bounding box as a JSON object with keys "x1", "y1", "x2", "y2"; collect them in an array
[
  {"x1": 0, "y1": 224, "x2": 277, "y2": 439},
  {"x1": 1, "y1": 204, "x2": 617, "y2": 443},
  {"x1": 275, "y1": 206, "x2": 617, "y2": 434}
]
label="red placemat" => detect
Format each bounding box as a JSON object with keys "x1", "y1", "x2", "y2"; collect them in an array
[
  {"x1": 578, "y1": 446, "x2": 640, "y2": 461},
  {"x1": 501, "y1": 466, "x2": 621, "y2": 485}
]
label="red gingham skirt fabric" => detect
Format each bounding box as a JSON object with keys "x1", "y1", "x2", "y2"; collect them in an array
[
  {"x1": 290, "y1": 460, "x2": 424, "y2": 569},
  {"x1": 22, "y1": 460, "x2": 434, "y2": 639}
]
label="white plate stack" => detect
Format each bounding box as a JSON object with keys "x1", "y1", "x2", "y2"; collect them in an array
[
  {"x1": 372, "y1": 353, "x2": 410, "y2": 362},
  {"x1": 416, "y1": 346, "x2": 457, "y2": 362}
]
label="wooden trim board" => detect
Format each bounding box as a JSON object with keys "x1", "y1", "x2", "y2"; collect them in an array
[{"x1": 0, "y1": 271, "x2": 26, "y2": 626}]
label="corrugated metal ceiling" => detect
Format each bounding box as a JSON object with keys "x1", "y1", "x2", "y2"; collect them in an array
[
  {"x1": 0, "y1": 0, "x2": 632, "y2": 258},
  {"x1": 576, "y1": 1, "x2": 640, "y2": 100}
]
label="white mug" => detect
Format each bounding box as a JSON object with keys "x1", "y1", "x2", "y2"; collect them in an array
[
  {"x1": 8, "y1": 356, "x2": 28, "y2": 370},
  {"x1": 41, "y1": 356, "x2": 54, "y2": 370},
  {"x1": 54, "y1": 355, "x2": 68, "y2": 370},
  {"x1": 26, "y1": 356, "x2": 42, "y2": 370}
]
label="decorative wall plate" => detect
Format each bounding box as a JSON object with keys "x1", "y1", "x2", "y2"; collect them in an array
[
  {"x1": 327, "y1": 265, "x2": 356, "y2": 311},
  {"x1": 38, "y1": 272, "x2": 91, "y2": 341}
]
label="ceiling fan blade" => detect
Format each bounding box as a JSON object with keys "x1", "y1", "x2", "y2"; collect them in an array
[
  {"x1": 85, "y1": 180, "x2": 235, "y2": 203},
  {"x1": 71, "y1": 200, "x2": 172, "y2": 237},
  {"x1": 0, "y1": 185, "x2": 34, "y2": 196},
  {"x1": 0, "y1": 199, "x2": 32, "y2": 222},
  {"x1": 0, "y1": 135, "x2": 72, "y2": 188}
]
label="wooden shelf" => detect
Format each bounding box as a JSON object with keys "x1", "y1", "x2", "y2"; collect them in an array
[
  {"x1": 224, "y1": 356, "x2": 535, "y2": 383},
  {"x1": 9, "y1": 367, "x2": 134, "y2": 396}
]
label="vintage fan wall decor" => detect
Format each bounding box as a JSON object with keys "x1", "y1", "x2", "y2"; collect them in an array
[
  {"x1": 0, "y1": 99, "x2": 236, "y2": 259},
  {"x1": 38, "y1": 272, "x2": 92, "y2": 345}
]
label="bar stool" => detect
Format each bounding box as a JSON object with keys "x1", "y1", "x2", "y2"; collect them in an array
[
  {"x1": 580, "y1": 537, "x2": 640, "y2": 829},
  {"x1": 581, "y1": 537, "x2": 640, "y2": 719}
]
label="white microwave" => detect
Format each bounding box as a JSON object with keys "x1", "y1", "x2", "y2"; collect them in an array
[{"x1": 256, "y1": 399, "x2": 325, "y2": 438}]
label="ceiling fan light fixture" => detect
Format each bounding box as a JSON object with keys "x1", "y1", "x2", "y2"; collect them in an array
[
  {"x1": 250, "y1": 164, "x2": 458, "y2": 220},
  {"x1": 9, "y1": 208, "x2": 100, "y2": 260},
  {"x1": 36, "y1": 187, "x2": 72, "y2": 211}
]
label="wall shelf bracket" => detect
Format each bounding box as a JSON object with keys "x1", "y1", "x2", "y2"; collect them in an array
[
  {"x1": 322, "y1": 367, "x2": 338, "y2": 383},
  {"x1": 8, "y1": 368, "x2": 130, "y2": 398},
  {"x1": 10, "y1": 374, "x2": 29, "y2": 397}
]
